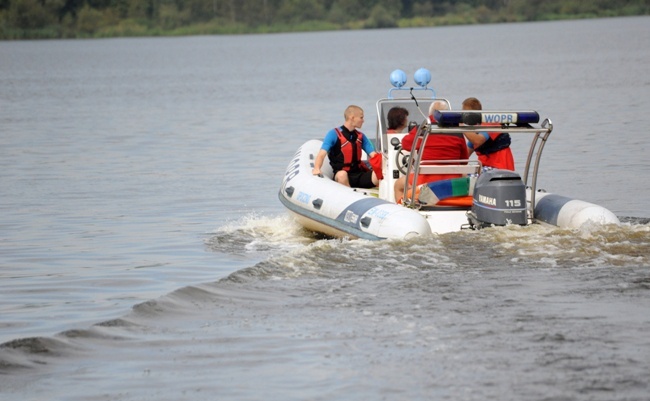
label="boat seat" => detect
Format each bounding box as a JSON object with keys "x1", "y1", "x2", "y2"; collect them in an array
[
  {"x1": 416, "y1": 160, "x2": 481, "y2": 176},
  {"x1": 405, "y1": 160, "x2": 481, "y2": 208},
  {"x1": 418, "y1": 164, "x2": 480, "y2": 175}
]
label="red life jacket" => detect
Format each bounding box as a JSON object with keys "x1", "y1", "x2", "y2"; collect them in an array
[
  {"x1": 333, "y1": 127, "x2": 364, "y2": 172},
  {"x1": 475, "y1": 131, "x2": 511, "y2": 156},
  {"x1": 474, "y1": 123, "x2": 515, "y2": 170}
]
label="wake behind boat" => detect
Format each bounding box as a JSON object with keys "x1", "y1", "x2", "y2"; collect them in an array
[{"x1": 279, "y1": 69, "x2": 619, "y2": 240}]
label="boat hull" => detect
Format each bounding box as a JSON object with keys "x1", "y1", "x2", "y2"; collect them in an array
[
  {"x1": 279, "y1": 140, "x2": 431, "y2": 240},
  {"x1": 279, "y1": 140, "x2": 620, "y2": 240}
]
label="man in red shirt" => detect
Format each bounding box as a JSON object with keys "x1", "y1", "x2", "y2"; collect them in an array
[{"x1": 394, "y1": 101, "x2": 469, "y2": 202}]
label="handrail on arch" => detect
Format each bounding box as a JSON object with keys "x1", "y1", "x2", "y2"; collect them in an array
[{"x1": 402, "y1": 118, "x2": 554, "y2": 223}]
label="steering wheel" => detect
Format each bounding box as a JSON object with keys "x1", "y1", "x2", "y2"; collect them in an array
[
  {"x1": 394, "y1": 145, "x2": 410, "y2": 175},
  {"x1": 392, "y1": 120, "x2": 429, "y2": 175},
  {"x1": 390, "y1": 136, "x2": 410, "y2": 175}
]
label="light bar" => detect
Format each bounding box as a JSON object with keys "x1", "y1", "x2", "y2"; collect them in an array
[
  {"x1": 388, "y1": 68, "x2": 437, "y2": 99},
  {"x1": 434, "y1": 110, "x2": 540, "y2": 127}
]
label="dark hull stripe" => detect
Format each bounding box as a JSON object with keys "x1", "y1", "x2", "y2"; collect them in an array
[
  {"x1": 278, "y1": 192, "x2": 384, "y2": 240},
  {"x1": 534, "y1": 194, "x2": 572, "y2": 226}
]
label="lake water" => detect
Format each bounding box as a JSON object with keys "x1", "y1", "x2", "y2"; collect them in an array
[{"x1": 1, "y1": 16, "x2": 649, "y2": 400}]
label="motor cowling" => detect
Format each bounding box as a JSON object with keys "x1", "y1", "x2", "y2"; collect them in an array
[{"x1": 468, "y1": 169, "x2": 527, "y2": 229}]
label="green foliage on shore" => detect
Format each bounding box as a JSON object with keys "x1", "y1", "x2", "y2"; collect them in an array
[{"x1": 1, "y1": 0, "x2": 648, "y2": 40}]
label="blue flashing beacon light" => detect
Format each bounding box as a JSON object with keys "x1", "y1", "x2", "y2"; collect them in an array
[
  {"x1": 389, "y1": 69, "x2": 407, "y2": 88},
  {"x1": 414, "y1": 68, "x2": 431, "y2": 88},
  {"x1": 434, "y1": 110, "x2": 541, "y2": 127}
]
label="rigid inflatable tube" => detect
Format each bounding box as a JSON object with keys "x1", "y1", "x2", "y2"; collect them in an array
[
  {"x1": 532, "y1": 191, "x2": 620, "y2": 228},
  {"x1": 280, "y1": 139, "x2": 432, "y2": 240}
]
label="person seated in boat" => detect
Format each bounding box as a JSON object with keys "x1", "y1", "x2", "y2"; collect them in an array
[
  {"x1": 394, "y1": 101, "x2": 469, "y2": 202},
  {"x1": 312, "y1": 105, "x2": 380, "y2": 188},
  {"x1": 386, "y1": 106, "x2": 409, "y2": 134},
  {"x1": 461, "y1": 97, "x2": 515, "y2": 170}
]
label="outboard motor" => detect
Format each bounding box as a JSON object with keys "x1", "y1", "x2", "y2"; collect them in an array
[{"x1": 467, "y1": 169, "x2": 528, "y2": 229}]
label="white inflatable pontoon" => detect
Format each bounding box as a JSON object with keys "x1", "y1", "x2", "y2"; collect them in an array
[{"x1": 278, "y1": 68, "x2": 619, "y2": 240}]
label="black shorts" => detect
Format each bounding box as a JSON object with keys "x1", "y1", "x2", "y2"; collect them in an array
[{"x1": 346, "y1": 170, "x2": 375, "y2": 188}]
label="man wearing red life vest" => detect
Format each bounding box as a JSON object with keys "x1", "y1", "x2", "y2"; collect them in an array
[
  {"x1": 461, "y1": 97, "x2": 515, "y2": 170},
  {"x1": 312, "y1": 105, "x2": 380, "y2": 188}
]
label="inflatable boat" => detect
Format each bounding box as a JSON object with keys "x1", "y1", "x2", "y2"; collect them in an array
[{"x1": 278, "y1": 69, "x2": 619, "y2": 240}]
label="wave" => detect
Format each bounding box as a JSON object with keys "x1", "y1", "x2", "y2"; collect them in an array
[
  {"x1": 205, "y1": 212, "x2": 317, "y2": 255},
  {"x1": 209, "y1": 213, "x2": 650, "y2": 274},
  {"x1": 0, "y1": 318, "x2": 142, "y2": 372},
  {"x1": 2, "y1": 215, "x2": 647, "y2": 375}
]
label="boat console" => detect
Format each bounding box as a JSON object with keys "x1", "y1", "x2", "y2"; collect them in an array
[{"x1": 375, "y1": 68, "x2": 555, "y2": 229}]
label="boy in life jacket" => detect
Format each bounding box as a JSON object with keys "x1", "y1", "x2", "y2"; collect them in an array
[
  {"x1": 461, "y1": 97, "x2": 515, "y2": 171},
  {"x1": 312, "y1": 105, "x2": 380, "y2": 188}
]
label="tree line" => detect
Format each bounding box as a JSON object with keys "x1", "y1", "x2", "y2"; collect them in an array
[{"x1": 1, "y1": 0, "x2": 648, "y2": 39}]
